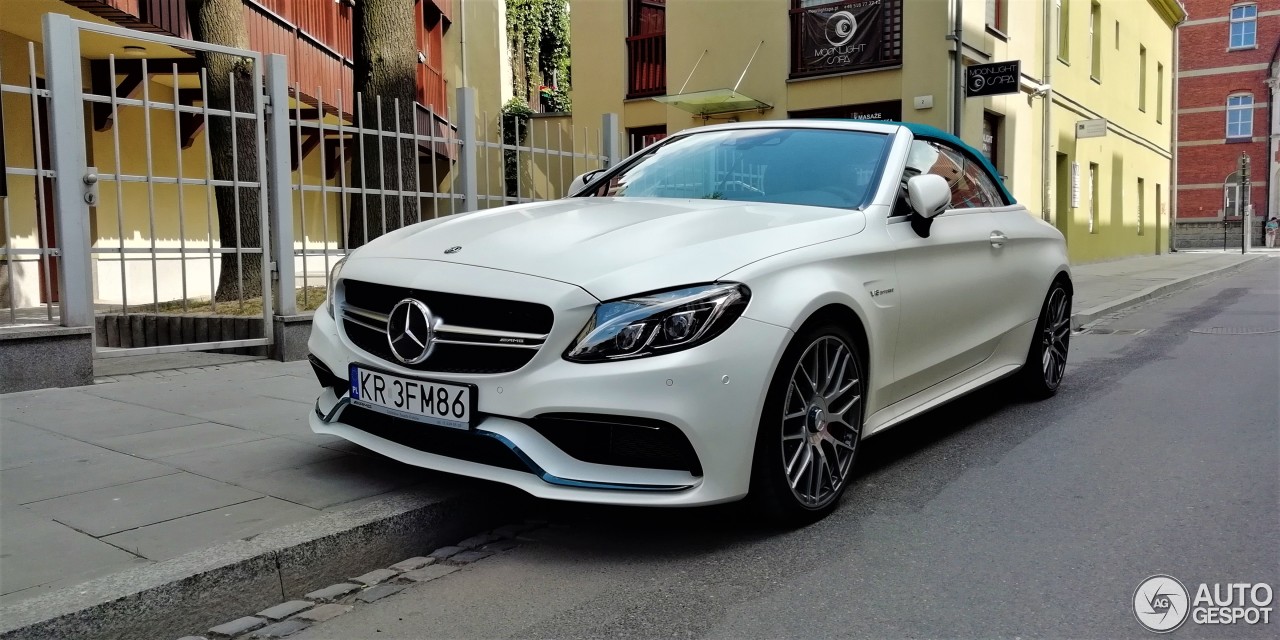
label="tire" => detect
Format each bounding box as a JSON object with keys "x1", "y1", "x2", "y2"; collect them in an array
[
  {"x1": 1017, "y1": 279, "x2": 1072, "y2": 399},
  {"x1": 749, "y1": 323, "x2": 865, "y2": 526}
]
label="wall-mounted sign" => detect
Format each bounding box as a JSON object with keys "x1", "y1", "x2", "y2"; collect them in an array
[
  {"x1": 966, "y1": 61, "x2": 1021, "y2": 97},
  {"x1": 789, "y1": 100, "x2": 903, "y2": 122},
  {"x1": 1076, "y1": 118, "x2": 1107, "y2": 139},
  {"x1": 792, "y1": 0, "x2": 903, "y2": 77}
]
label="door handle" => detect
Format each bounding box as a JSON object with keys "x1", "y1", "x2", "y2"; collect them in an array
[{"x1": 989, "y1": 231, "x2": 1008, "y2": 248}]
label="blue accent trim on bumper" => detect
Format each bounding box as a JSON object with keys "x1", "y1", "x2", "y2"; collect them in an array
[
  {"x1": 473, "y1": 430, "x2": 692, "y2": 492},
  {"x1": 315, "y1": 397, "x2": 693, "y2": 493}
]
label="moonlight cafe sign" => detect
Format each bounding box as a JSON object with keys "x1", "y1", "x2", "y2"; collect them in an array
[
  {"x1": 966, "y1": 60, "x2": 1021, "y2": 98},
  {"x1": 795, "y1": 0, "x2": 899, "y2": 76}
]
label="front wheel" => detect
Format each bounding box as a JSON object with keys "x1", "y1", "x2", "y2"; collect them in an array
[
  {"x1": 749, "y1": 324, "x2": 865, "y2": 525},
  {"x1": 1017, "y1": 280, "x2": 1072, "y2": 399}
]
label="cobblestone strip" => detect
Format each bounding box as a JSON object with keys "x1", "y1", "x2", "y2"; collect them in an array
[{"x1": 184, "y1": 519, "x2": 545, "y2": 639}]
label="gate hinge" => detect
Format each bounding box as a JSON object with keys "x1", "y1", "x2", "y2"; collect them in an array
[{"x1": 269, "y1": 261, "x2": 279, "y2": 281}]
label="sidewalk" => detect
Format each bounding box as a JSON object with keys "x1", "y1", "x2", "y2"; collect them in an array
[{"x1": 0, "y1": 250, "x2": 1271, "y2": 637}]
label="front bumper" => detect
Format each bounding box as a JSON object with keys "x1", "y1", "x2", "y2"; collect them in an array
[{"x1": 307, "y1": 263, "x2": 793, "y2": 506}]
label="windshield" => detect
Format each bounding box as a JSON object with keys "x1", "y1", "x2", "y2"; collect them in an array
[{"x1": 582, "y1": 128, "x2": 889, "y2": 209}]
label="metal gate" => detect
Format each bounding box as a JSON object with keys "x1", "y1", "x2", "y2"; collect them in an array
[{"x1": 43, "y1": 13, "x2": 272, "y2": 356}]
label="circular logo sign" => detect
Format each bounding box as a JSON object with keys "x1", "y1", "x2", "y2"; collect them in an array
[
  {"x1": 824, "y1": 11, "x2": 858, "y2": 47},
  {"x1": 1133, "y1": 575, "x2": 1190, "y2": 633},
  {"x1": 387, "y1": 298, "x2": 436, "y2": 365}
]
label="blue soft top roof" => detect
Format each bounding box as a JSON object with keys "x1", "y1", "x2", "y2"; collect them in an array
[{"x1": 884, "y1": 121, "x2": 1015, "y2": 204}]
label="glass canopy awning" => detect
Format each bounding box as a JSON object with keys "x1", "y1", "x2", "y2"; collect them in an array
[{"x1": 653, "y1": 88, "x2": 772, "y2": 117}]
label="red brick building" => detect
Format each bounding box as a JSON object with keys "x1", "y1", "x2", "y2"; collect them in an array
[{"x1": 1175, "y1": 0, "x2": 1280, "y2": 247}]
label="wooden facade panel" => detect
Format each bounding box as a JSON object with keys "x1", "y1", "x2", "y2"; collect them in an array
[{"x1": 140, "y1": 0, "x2": 190, "y2": 38}]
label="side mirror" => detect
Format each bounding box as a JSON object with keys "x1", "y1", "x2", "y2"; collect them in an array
[
  {"x1": 567, "y1": 169, "x2": 603, "y2": 196},
  {"x1": 906, "y1": 174, "x2": 951, "y2": 219}
]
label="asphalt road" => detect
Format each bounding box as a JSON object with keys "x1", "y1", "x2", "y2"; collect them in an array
[{"x1": 296, "y1": 259, "x2": 1279, "y2": 640}]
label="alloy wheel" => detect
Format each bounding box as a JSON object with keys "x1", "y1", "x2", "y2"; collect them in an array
[
  {"x1": 780, "y1": 336, "x2": 862, "y2": 509},
  {"x1": 1041, "y1": 287, "x2": 1070, "y2": 388}
]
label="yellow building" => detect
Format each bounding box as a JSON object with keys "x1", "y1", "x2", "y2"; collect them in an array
[{"x1": 570, "y1": 0, "x2": 1185, "y2": 263}]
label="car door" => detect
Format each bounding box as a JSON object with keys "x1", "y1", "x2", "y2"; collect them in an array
[{"x1": 885, "y1": 139, "x2": 1014, "y2": 404}]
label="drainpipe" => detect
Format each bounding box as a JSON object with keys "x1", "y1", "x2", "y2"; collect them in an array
[
  {"x1": 1041, "y1": 0, "x2": 1053, "y2": 223},
  {"x1": 1170, "y1": 11, "x2": 1185, "y2": 252},
  {"x1": 459, "y1": 0, "x2": 467, "y2": 89},
  {"x1": 951, "y1": 0, "x2": 964, "y2": 137},
  {"x1": 1267, "y1": 38, "x2": 1280, "y2": 229}
]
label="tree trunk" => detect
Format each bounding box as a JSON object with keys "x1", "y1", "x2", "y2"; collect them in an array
[
  {"x1": 186, "y1": 0, "x2": 262, "y2": 302},
  {"x1": 348, "y1": 0, "x2": 420, "y2": 249}
]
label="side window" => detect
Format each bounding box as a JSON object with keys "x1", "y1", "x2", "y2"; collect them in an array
[{"x1": 902, "y1": 139, "x2": 1002, "y2": 210}]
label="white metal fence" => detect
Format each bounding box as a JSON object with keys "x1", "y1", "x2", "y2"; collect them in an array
[{"x1": 2, "y1": 13, "x2": 621, "y2": 356}]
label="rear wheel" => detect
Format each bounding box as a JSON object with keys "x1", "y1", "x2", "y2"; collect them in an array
[
  {"x1": 1018, "y1": 280, "x2": 1071, "y2": 398},
  {"x1": 749, "y1": 324, "x2": 865, "y2": 525}
]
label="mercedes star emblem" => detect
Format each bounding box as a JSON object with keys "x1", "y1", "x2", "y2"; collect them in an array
[
  {"x1": 386, "y1": 298, "x2": 436, "y2": 364},
  {"x1": 444, "y1": 246, "x2": 462, "y2": 254}
]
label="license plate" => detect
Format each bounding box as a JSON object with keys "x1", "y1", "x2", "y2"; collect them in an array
[{"x1": 349, "y1": 364, "x2": 476, "y2": 430}]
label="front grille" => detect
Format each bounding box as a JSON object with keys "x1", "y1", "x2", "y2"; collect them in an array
[
  {"x1": 340, "y1": 279, "x2": 553, "y2": 374},
  {"x1": 339, "y1": 405, "x2": 529, "y2": 473},
  {"x1": 528, "y1": 413, "x2": 703, "y2": 475},
  {"x1": 344, "y1": 280, "x2": 553, "y2": 333}
]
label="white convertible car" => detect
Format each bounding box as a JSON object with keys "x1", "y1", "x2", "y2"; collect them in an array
[{"x1": 308, "y1": 120, "x2": 1071, "y2": 523}]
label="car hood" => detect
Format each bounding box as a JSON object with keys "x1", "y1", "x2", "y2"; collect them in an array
[{"x1": 365, "y1": 197, "x2": 865, "y2": 300}]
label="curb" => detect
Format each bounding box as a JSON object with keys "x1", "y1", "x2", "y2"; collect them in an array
[
  {"x1": 1069, "y1": 255, "x2": 1268, "y2": 330},
  {"x1": 0, "y1": 485, "x2": 528, "y2": 640}
]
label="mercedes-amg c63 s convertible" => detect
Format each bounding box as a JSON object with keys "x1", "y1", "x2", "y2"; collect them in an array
[{"x1": 308, "y1": 120, "x2": 1071, "y2": 523}]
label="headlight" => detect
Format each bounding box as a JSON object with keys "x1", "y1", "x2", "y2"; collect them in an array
[
  {"x1": 564, "y1": 283, "x2": 750, "y2": 363},
  {"x1": 325, "y1": 257, "x2": 347, "y2": 318}
]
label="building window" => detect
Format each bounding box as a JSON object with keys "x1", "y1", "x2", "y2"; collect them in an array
[
  {"x1": 1090, "y1": 2, "x2": 1102, "y2": 80},
  {"x1": 628, "y1": 125, "x2": 667, "y2": 155},
  {"x1": 986, "y1": 0, "x2": 1005, "y2": 32},
  {"x1": 1089, "y1": 162, "x2": 1099, "y2": 234},
  {"x1": 627, "y1": 0, "x2": 666, "y2": 98},
  {"x1": 1138, "y1": 46, "x2": 1147, "y2": 111},
  {"x1": 1226, "y1": 94, "x2": 1254, "y2": 139},
  {"x1": 1223, "y1": 172, "x2": 1251, "y2": 217},
  {"x1": 1057, "y1": 0, "x2": 1070, "y2": 61},
  {"x1": 983, "y1": 112, "x2": 1003, "y2": 173},
  {"x1": 1137, "y1": 177, "x2": 1145, "y2": 235},
  {"x1": 1156, "y1": 63, "x2": 1164, "y2": 123},
  {"x1": 1230, "y1": 4, "x2": 1258, "y2": 49}
]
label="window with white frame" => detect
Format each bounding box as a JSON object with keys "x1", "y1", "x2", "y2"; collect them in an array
[
  {"x1": 1226, "y1": 94, "x2": 1254, "y2": 139},
  {"x1": 1224, "y1": 172, "x2": 1244, "y2": 217},
  {"x1": 1230, "y1": 4, "x2": 1258, "y2": 49}
]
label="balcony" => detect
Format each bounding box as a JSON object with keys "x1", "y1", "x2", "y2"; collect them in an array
[{"x1": 627, "y1": 32, "x2": 666, "y2": 99}]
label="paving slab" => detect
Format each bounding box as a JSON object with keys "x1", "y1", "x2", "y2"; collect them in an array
[
  {"x1": 157, "y1": 437, "x2": 346, "y2": 482},
  {"x1": 23, "y1": 472, "x2": 263, "y2": 537},
  {"x1": 208, "y1": 615, "x2": 266, "y2": 638},
  {"x1": 400, "y1": 564, "x2": 460, "y2": 583},
  {"x1": 100, "y1": 497, "x2": 320, "y2": 561},
  {"x1": 354, "y1": 583, "x2": 407, "y2": 603},
  {"x1": 232, "y1": 455, "x2": 426, "y2": 510},
  {"x1": 0, "y1": 505, "x2": 145, "y2": 598},
  {"x1": 351, "y1": 568, "x2": 400, "y2": 586},
  {"x1": 294, "y1": 603, "x2": 353, "y2": 623},
  {"x1": 0, "y1": 421, "x2": 109, "y2": 471},
  {"x1": 190, "y1": 396, "x2": 317, "y2": 437},
  {"x1": 0, "y1": 449, "x2": 180, "y2": 505},
  {"x1": 2, "y1": 389, "x2": 203, "y2": 440},
  {"x1": 94, "y1": 422, "x2": 271, "y2": 459},
  {"x1": 255, "y1": 600, "x2": 314, "y2": 621},
  {"x1": 93, "y1": 353, "x2": 262, "y2": 378},
  {"x1": 251, "y1": 619, "x2": 312, "y2": 638}
]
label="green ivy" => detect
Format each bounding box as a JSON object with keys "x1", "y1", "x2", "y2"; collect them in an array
[
  {"x1": 500, "y1": 97, "x2": 533, "y2": 197},
  {"x1": 505, "y1": 0, "x2": 571, "y2": 112}
]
